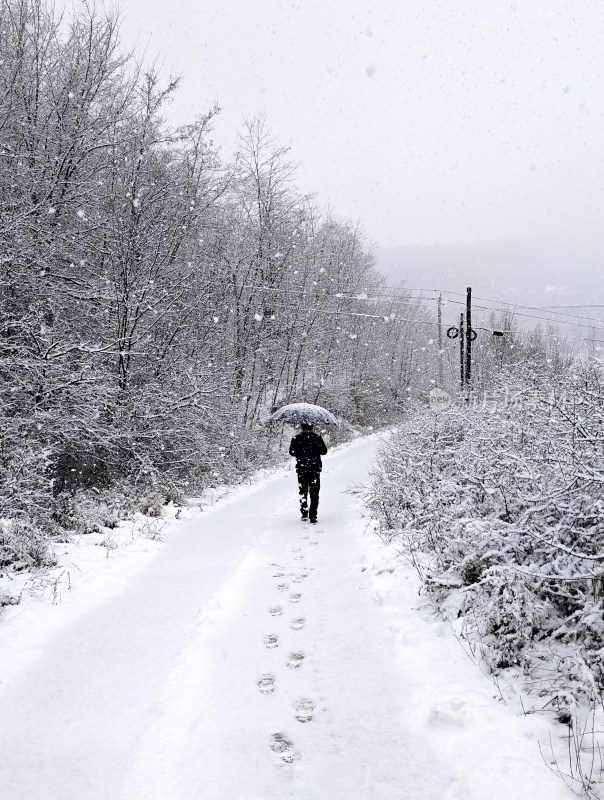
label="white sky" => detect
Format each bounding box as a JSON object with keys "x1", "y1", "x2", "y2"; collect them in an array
[{"x1": 117, "y1": 0, "x2": 604, "y2": 252}]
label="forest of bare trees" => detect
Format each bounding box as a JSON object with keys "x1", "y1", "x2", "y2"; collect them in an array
[{"x1": 0, "y1": 0, "x2": 432, "y2": 566}]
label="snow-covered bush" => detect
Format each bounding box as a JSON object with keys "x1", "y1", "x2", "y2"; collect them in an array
[
  {"x1": 0, "y1": 519, "x2": 56, "y2": 575},
  {"x1": 50, "y1": 489, "x2": 131, "y2": 535},
  {"x1": 461, "y1": 568, "x2": 548, "y2": 670},
  {"x1": 366, "y1": 362, "x2": 604, "y2": 705}
]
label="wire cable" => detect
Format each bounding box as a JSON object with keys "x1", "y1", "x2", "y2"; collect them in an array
[
  {"x1": 385, "y1": 286, "x2": 604, "y2": 329},
  {"x1": 240, "y1": 282, "x2": 604, "y2": 337},
  {"x1": 230, "y1": 289, "x2": 604, "y2": 345}
]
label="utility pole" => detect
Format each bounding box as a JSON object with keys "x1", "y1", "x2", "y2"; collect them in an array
[
  {"x1": 459, "y1": 312, "x2": 465, "y2": 389},
  {"x1": 437, "y1": 293, "x2": 444, "y2": 387},
  {"x1": 466, "y1": 286, "x2": 472, "y2": 387},
  {"x1": 445, "y1": 287, "x2": 498, "y2": 391}
]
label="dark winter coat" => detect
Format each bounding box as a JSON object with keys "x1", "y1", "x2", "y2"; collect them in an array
[{"x1": 289, "y1": 430, "x2": 327, "y2": 474}]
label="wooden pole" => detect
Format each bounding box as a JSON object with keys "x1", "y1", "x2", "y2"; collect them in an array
[
  {"x1": 460, "y1": 312, "x2": 465, "y2": 389},
  {"x1": 437, "y1": 294, "x2": 444, "y2": 387},
  {"x1": 466, "y1": 287, "x2": 472, "y2": 386}
]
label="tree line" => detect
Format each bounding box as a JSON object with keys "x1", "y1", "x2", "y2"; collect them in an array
[{"x1": 0, "y1": 0, "x2": 428, "y2": 547}]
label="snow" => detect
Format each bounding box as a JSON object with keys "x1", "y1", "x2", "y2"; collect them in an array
[
  {"x1": 269, "y1": 402, "x2": 338, "y2": 425},
  {"x1": 0, "y1": 436, "x2": 577, "y2": 799},
  {"x1": 364, "y1": 538, "x2": 582, "y2": 799}
]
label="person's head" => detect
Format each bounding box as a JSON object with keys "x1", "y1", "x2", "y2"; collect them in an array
[{"x1": 300, "y1": 422, "x2": 313, "y2": 431}]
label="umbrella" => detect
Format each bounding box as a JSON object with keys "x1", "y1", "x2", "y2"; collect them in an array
[{"x1": 268, "y1": 402, "x2": 338, "y2": 426}]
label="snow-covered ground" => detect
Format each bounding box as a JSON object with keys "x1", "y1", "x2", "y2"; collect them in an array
[{"x1": 0, "y1": 435, "x2": 578, "y2": 799}]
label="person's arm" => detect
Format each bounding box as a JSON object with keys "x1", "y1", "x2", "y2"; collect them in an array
[
  {"x1": 289, "y1": 438, "x2": 297, "y2": 457},
  {"x1": 318, "y1": 435, "x2": 327, "y2": 455}
]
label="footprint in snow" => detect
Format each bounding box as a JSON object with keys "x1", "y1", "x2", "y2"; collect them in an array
[
  {"x1": 269, "y1": 606, "x2": 283, "y2": 616},
  {"x1": 291, "y1": 617, "x2": 306, "y2": 630},
  {"x1": 295, "y1": 698, "x2": 314, "y2": 723},
  {"x1": 292, "y1": 573, "x2": 307, "y2": 583},
  {"x1": 287, "y1": 652, "x2": 305, "y2": 669},
  {"x1": 310, "y1": 541, "x2": 319, "y2": 546},
  {"x1": 270, "y1": 733, "x2": 295, "y2": 763},
  {"x1": 289, "y1": 593, "x2": 302, "y2": 603},
  {"x1": 277, "y1": 583, "x2": 289, "y2": 592},
  {"x1": 257, "y1": 674, "x2": 276, "y2": 694},
  {"x1": 272, "y1": 571, "x2": 286, "y2": 578},
  {"x1": 264, "y1": 633, "x2": 279, "y2": 649}
]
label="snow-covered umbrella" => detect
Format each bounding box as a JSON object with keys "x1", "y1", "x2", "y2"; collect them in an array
[{"x1": 268, "y1": 402, "x2": 338, "y2": 426}]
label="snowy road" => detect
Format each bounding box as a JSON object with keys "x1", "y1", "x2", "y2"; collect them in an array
[{"x1": 0, "y1": 436, "x2": 577, "y2": 800}]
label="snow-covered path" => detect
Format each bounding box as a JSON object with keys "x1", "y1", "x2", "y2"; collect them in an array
[{"x1": 0, "y1": 436, "x2": 577, "y2": 800}]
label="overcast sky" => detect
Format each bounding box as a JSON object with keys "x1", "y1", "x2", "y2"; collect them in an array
[{"x1": 115, "y1": 0, "x2": 604, "y2": 289}]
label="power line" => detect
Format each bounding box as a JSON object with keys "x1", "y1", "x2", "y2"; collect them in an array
[
  {"x1": 240, "y1": 296, "x2": 439, "y2": 328},
  {"x1": 237, "y1": 280, "x2": 603, "y2": 328},
  {"x1": 226, "y1": 282, "x2": 604, "y2": 344},
  {"x1": 381, "y1": 286, "x2": 604, "y2": 331},
  {"x1": 437, "y1": 296, "x2": 604, "y2": 333},
  {"x1": 442, "y1": 290, "x2": 604, "y2": 328},
  {"x1": 540, "y1": 304, "x2": 604, "y2": 310},
  {"x1": 389, "y1": 286, "x2": 604, "y2": 325},
  {"x1": 292, "y1": 281, "x2": 604, "y2": 331},
  {"x1": 234, "y1": 286, "x2": 604, "y2": 345}
]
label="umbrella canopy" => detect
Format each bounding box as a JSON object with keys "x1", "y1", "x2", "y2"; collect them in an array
[{"x1": 268, "y1": 402, "x2": 338, "y2": 426}]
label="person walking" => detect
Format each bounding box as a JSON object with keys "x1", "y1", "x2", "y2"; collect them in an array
[{"x1": 289, "y1": 423, "x2": 328, "y2": 523}]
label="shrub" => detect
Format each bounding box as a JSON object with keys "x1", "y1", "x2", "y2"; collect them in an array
[
  {"x1": 0, "y1": 519, "x2": 56, "y2": 575},
  {"x1": 365, "y1": 362, "x2": 604, "y2": 703}
]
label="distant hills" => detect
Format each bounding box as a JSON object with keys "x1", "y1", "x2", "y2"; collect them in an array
[{"x1": 374, "y1": 239, "x2": 604, "y2": 334}]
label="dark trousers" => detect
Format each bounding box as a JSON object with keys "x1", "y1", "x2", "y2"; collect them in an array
[{"x1": 297, "y1": 471, "x2": 320, "y2": 521}]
